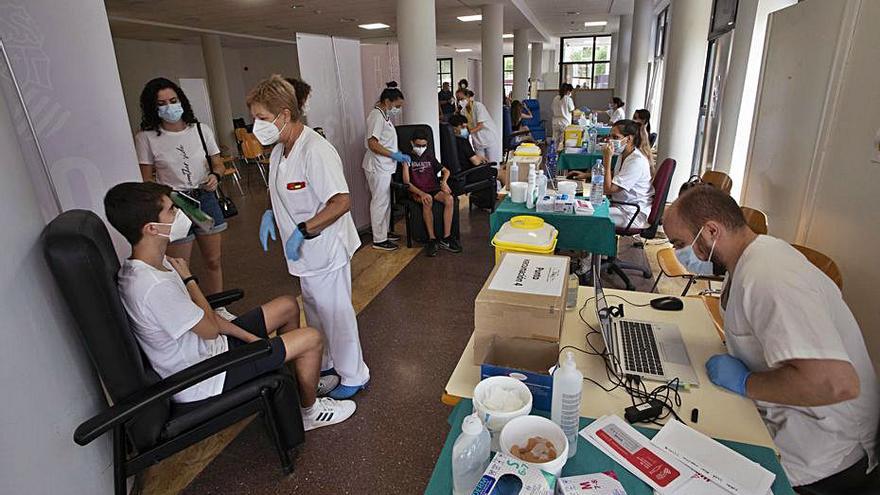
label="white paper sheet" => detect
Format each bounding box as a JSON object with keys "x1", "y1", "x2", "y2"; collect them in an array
[{"x1": 488, "y1": 253, "x2": 567, "y2": 297}]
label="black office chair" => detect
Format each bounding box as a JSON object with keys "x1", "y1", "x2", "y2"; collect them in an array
[
  {"x1": 390, "y1": 124, "x2": 460, "y2": 248},
  {"x1": 438, "y1": 123, "x2": 498, "y2": 211},
  {"x1": 42, "y1": 210, "x2": 305, "y2": 495}
]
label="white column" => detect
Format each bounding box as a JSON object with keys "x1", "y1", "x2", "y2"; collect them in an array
[
  {"x1": 397, "y1": 0, "x2": 439, "y2": 148},
  {"x1": 656, "y1": 0, "x2": 712, "y2": 198},
  {"x1": 481, "y1": 3, "x2": 504, "y2": 162},
  {"x1": 512, "y1": 29, "x2": 530, "y2": 100},
  {"x1": 200, "y1": 34, "x2": 236, "y2": 153},
  {"x1": 529, "y1": 42, "x2": 543, "y2": 98},
  {"x1": 626, "y1": 0, "x2": 654, "y2": 112},
  {"x1": 615, "y1": 15, "x2": 633, "y2": 100}
]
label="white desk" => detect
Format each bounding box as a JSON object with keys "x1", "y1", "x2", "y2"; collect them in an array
[{"x1": 445, "y1": 287, "x2": 777, "y2": 451}]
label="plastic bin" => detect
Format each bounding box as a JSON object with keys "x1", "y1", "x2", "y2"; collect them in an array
[{"x1": 491, "y1": 215, "x2": 558, "y2": 263}]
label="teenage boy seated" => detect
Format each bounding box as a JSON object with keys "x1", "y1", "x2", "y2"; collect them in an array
[
  {"x1": 448, "y1": 114, "x2": 490, "y2": 171},
  {"x1": 103, "y1": 182, "x2": 355, "y2": 431},
  {"x1": 404, "y1": 129, "x2": 462, "y2": 257}
]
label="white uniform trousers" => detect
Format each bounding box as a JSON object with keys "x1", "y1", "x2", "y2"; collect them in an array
[
  {"x1": 300, "y1": 262, "x2": 370, "y2": 387},
  {"x1": 365, "y1": 168, "x2": 392, "y2": 243}
]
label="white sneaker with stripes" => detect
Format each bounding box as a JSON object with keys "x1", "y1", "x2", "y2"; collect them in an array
[{"x1": 302, "y1": 398, "x2": 356, "y2": 432}]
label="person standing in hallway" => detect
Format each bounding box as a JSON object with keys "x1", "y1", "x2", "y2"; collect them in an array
[
  {"x1": 363, "y1": 82, "x2": 408, "y2": 252},
  {"x1": 250, "y1": 75, "x2": 369, "y2": 400},
  {"x1": 456, "y1": 89, "x2": 498, "y2": 161},
  {"x1": 134, "y1": 77, "x2": 233, "y2": 320},
  {"x1": 438, "y1": 81, "x2": 455, "y2": 122},
  {"x1": 551, "y1": 83, "x2": 575, "y2": 150}
]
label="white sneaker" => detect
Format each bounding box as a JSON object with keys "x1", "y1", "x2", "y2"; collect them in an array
[
  {"x1": 302, "y1": 398, "x2": 356, "y2": 432},
  {"x1": 214, "y1": 306, "x2": 236, "y2": 321},
  {"x1": 317, "y1": 374, "x2": 340, "y2": 397}
]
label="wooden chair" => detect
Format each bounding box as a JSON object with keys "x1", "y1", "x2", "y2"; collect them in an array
[
  {"x1": 702, "y1": 170, "x2": 733, "y2": 195},
  {"x1": 240, "y1": 135, "x2": 270, "y2": 187},
  {"x1": 740, "y1": 206, "x2": 768, "y2": 235},
  {"x1": 701, "y1": 294, "x2": 725, "y2": 342},
  {"x1": 792, "y1": 244, "x2": 844, "y2": 290}
]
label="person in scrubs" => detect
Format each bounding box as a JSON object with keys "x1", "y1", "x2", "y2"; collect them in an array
[
  {"x1": 664, "y1": 186, "x2": 879, "y2": 491},
  {"x1": 362, "y1": 82, "x2": 408, "y2": 252},
  {"x1": 604, "y1": 96, "x2": 626, "y2": 124},
  {"x1": 249, "y1": 75, "x2": 369, "y2": 400},
  {"x1": 551, "y1": 83, "x2": 575, "y2": 150},
  {"x1": 455, "y1": 89, "x2": 498, "y2": 162}
]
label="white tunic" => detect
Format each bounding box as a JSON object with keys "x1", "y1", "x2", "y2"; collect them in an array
[
  {"x1": 610, "y1": 148, "x2": 654, "y2": 228},
  {"x1": 609, "y1": 107, "x2": 626, "y2": 124},
  {"x1": 361, "y1": 106, "x2": 397, "y2": 174},
  {"x1": 269, "y1": 126, "x2": 361, "y2": 278},
  {"x1": 470, "y1": 101, "x2": 498, "y2": 151},
  {"x1": 722, "y1": 235, "x2": 879, "y2": 485},
  {"x1": 551, "y1": 94, "x2": 574, "y2": 127}
]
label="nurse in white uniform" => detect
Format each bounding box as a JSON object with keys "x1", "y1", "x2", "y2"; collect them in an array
[
  {"x1": 456, "y1": 89, "x2": 499, "y2": 162},
  {"x1": 604, "y1": 96, "x2": 627, "y2": 124},
  {"x1": 362, "y1": 82, "x2": 409, "y2": 252},
  {"x1": 249, "y1": 75, "x2": 369, "y2": 400},
  {"x1": 551, "y1": 83, "x2": 575, "y2": 150}
]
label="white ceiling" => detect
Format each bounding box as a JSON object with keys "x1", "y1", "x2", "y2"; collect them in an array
[{"x1": 106, "y1": 0, "x2": 632, "y2": 51}]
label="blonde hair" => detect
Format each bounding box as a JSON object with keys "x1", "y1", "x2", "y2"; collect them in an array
[{"x1": 246, "y1": 74, "x2": 301, "y2": 121}]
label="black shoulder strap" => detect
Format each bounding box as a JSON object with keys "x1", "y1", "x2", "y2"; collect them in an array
[{"x1": 195, "y1": 122, "x2": 211, "y2": 173}]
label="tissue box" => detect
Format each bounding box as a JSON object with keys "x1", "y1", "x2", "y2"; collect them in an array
[
  {"x1": 574, "y1": 199, "x2": 595, "y2": 216},
  {"x1": 472, "y1": 453, "x2": 557, "y2": 495},
  {"x1": 556, "y1": 472, "x2": 626, "y2": 494},
  {"x1": 555, "y1": 194, "x2": 574, "y2": 214},
  {"x1": 537, "y1": 195, "x2": 556, "y2": 213}
]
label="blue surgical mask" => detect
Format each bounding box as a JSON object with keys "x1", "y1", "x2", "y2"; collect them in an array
[
  {"x1": 458, "y1": 128, "x2": 469, "y2": 139},
  {"x1": 674, "y1": 226, "x2": 717, "y2": 275},
  {"x1": 610, "y1": 138, "x2": 626, "y2": 154},
  {"x1": 158, "y1": 102, "x2": 184, "y2": 123},
  {"x1": 388, "y1": 106, "x2": 401, "y2": 117}
]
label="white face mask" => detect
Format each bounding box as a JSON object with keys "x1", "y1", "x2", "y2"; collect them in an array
[
  {"x1": 151, "y1": 208, "x2": 192, "y2": 242},
  {"x1": 253, "y1": 115, "x2": 287, "y2": 146},
  {"x1": 388, "y1": 106, "x2": 401, "y2": 117},
  {"x1": 674, "y1": 226, "x2": 716, "y2": 275},
  {"x1": 412, "y1": 145, "x2": 427, "y2": 157},
  {"x1": 610, "y1": 138, "x2": 627, "y2": 154},
  {"x1": 301, "y1": 99, "x2": 310, "y2": 116},
  {"x1": 458, "y1": 99, "x2": 468, "y2": 109}
]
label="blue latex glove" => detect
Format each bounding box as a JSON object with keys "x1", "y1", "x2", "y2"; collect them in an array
[
  {"x1": 285, "y1": 228, "x2": 305, "y2": 262},
  {"x1": 390, "y1": 151, "x2": 411, "y2": 163},
  {"x1": 259, "y1": 210, "x2": 276, "y2": 251},
  {"x1": 706, "y1": 354, "x2": 751, "y2": 396}
]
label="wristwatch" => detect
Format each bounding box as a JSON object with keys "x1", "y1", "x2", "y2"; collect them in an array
[{"x1": 297, "y1": 222, "x2": 320, "y2": 239}]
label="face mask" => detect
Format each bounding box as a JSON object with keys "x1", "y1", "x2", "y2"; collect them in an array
[
  {"x1": 253, "y1": 115, "x2": 286, "y2": 146},
  {"x1": 151, "y1": 208, "x2": 192, "y2": 242},
  {"x1": 458, "y1": 99, "x2": 468, "y2": 109},
  {"x1": 388, "y1": 106, "x2": 401, "y2": 117},
  {"x1": 157, "y1": 102, "x2": 184, "y2": 123},
  {"x1": 610, "y1": 138, "x2": 627, "y2": 154},
  {"x1": 412, "y1": 145, "x2": 427, "y2": 156},
  {"x1": 301, "y1": 99, "x2": 310, "y2": 116},
  {"x1": 674, "y1": 226, "x2": 717, "y2": 275},
  {"x1": 608, "y1": 103, "x2": 614, "y2": 110},
  {"x1": 458, "y1": 128, "x2": 469, "y2": 139}
]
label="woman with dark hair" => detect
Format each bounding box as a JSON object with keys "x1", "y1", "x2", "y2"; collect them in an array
[
  {"x1": 633, "y1": 108, "x2": 656, "y2": 147},
  {"x1": 362, "y1": 81, "x2": 408, "y2": 251},
  {"x1": 606, "y1": 96, "x2": 626, "y2": 123},
  {"x1": 285, "y1": 77, "x2": 312, "y2": 116},
  {"x1": 568, "y1": 119, "x2": 654, "y2": 228},
  {"x1": 551, "y1": 83, "x2": 575, "y2": 149},
  {"x1": 510, "y1": 100, "x2": 534, "y2": 144},
  {"x1": 134, "y1": 77, "x2": 232, "y2": 318},
  {"x1": 457, "y1": 78, "x2": 469, "y2": 91}
]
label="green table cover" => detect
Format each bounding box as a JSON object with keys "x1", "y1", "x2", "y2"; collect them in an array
[{"x1": 558, "y1": 152, "x2": 618, "y2": 171}]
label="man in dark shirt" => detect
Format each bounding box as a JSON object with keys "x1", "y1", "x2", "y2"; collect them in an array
[
  {"x1": 404, "y1": 129, "x2": 461, "y2": 257},
  {"x1": 438, "y1": 82, "x2": 455, "y2": 122},
  {"x1": 448, "y1": 114, "x2": 497, "y2": 211}
]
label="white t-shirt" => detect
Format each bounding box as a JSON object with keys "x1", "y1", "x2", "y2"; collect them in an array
[
  {"x1": 118, "y1": 258, "x2": 228, "y2": 403},
  {"x1": 470, "y1": 101, "x2": 498, "y2": 151},
  {"x1": 270, "y1": 126, "x2": 361, "y2": 278},
  {"x1": 722, "y1": 235, "x2": 879, "y2": 485},
  {"x1": 609, "y1": 107, "x2": 626, "y2": 124},
  {"x1": 610, "y1": 148, "x2": 653, "y2": 228},
  {"x1": 135, "y1": 124, "x2": 220, "y2": 190},
  {"x1": 552, "y1": 95, "x2": 574, "y2": 126},
  {"x1": 361, "y1": 107, "x2": 397, "y2": 174}
]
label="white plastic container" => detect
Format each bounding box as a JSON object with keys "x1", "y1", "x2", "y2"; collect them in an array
[
  {"x1": 452, "y1": 413, "x2": 491, "y2": 495},
  {"x1": 551, "y1": 351, "x2": 583, "y2": 458},
  {"x1": 510, "y1": 182, "x2": 528, "y2": 203},
  {"x1": 500, "y1": 415, "x2": 570, "y2": 477},
  {"x1": 526, "y1": 164, "x2": 537, "y2": 209},
  {"x1": 473, "y1": 376, "x2": 533, "y2": 451},
  {"x1": 556, "y1": 180, "x2": 578, "y2": 198},
  {"x1": 509, "y1": 162, "x2": 519, "y2": 188}
]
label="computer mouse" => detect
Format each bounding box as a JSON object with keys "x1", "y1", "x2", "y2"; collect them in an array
[{"x1": 650, "y1": 296, "x2": 684, "y2": 311}]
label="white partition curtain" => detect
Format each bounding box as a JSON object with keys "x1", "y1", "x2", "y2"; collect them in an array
[
  {"x1": 360, "y1": 43, "x2": 400, "y2": 123},
  {"x1": 296, "y1": 33, "x2": 370, "y2": 229}
]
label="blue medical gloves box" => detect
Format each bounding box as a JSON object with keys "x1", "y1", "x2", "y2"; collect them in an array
[{"x1": 480, "y1": 336, "x2": 558, "y2": 412}]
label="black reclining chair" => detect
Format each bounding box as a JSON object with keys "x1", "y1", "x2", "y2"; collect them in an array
[
  {"x1": 42, "y1": 210, "x2": 304, "y2": 495},
  {"x1": 390, "y1": 124, "x2": 460, "y2": 248},
  {"x1": 438, "y1": 123, "x2": 498, "y2": 211}
]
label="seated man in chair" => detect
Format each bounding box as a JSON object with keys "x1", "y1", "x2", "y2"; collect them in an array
[
  {"x1": 104, "y1": 182, "x2": 355, "y2": 431},
  {"x1": 404, "y1": 129, "x2": 461, "y2": 257},
  {"x1": 448, "y1": 114, "x2": 489, "y2": 170}
]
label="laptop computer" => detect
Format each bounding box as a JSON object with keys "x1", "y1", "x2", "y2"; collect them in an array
[{"x1": 594, "y1": 271, "x2": 699, "y2": 385}]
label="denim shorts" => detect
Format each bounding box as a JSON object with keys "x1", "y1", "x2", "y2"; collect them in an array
[{"x1": 172, "y1": 188, "x2": 228, "y2": 244}]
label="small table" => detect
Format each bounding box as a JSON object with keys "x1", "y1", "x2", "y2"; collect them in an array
[
  {"x1": 424, "y1": 400, "x2": 794, "y2": 495},
  {"x1": 558, "y1": 152, "x2": 618, "y2": 171},
  {"x1": 489, "y1": 197, "x2": 617, "y2": 256}
]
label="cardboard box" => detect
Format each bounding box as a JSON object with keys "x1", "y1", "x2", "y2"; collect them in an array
[
  {"x1": 480, "y1": 337, "x2": 558, "y2": 411},
  {"x1": 471, "y1": 453, "x2": 557, "y2": 495},
  {"x1": 501, "y1": 156, "x2": 544, "y2": 185},
  {"x1": 474, "y1": 253, "x2": 569, "y2": 365}
]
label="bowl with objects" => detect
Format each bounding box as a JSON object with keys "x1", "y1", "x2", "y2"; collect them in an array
[
  {"x1": 499, "y1": 415, "x2": 569, "y2": 476},
  {"x1": 473, "y1": 376, "x2": 533, "y2": 450}
]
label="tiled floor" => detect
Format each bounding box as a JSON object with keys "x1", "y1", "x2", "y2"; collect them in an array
[{"x1": 141, "y1": 178, "x2": 697, "y2": 495}]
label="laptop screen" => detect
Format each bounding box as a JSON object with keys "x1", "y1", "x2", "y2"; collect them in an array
[{"x1": 593, "y1": 268, "x2": 613, "y2": 351}]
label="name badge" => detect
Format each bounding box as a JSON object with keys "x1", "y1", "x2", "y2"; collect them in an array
[{"x1": 287, "y1": 181, "x2": 306, "y2": 191}]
